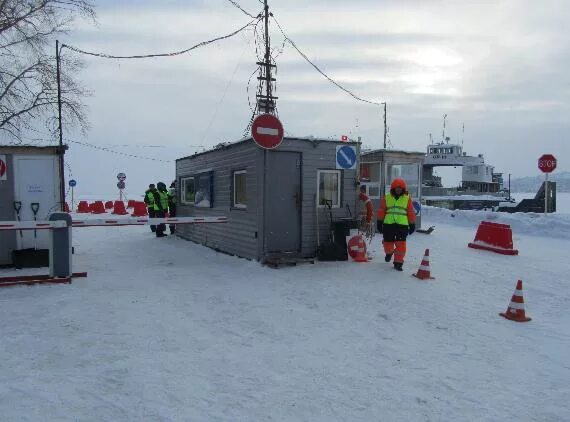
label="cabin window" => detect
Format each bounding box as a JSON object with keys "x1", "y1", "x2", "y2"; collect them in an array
[
  {"x1": 386, "y1": 164, "x2": 420, "y2": 198},
  {"x1": 233, "y1": 170, "x2": 247, "y2": 209},
  {"x1": 360, "y1": 163, "x2": 380, "y2": 182},
  {"x1": 181, "y1": 172, "x2": 213, "y2": 207},
  {"x1": 317, "y1": 170, "x2": 341, "y2": 208}
]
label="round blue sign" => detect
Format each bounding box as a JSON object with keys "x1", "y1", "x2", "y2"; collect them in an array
[
  {"x1": 68, "y1": 179, "x2": 77, "y2": 187},
  {"x1": 413, "y1": 200, "x2": 421, "y2": 215},
  {"x1": 336, "y1": 145, "x2": 357, "y2": 169}
]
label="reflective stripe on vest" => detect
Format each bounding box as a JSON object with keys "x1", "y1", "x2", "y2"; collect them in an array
[{"x1": 384, "y1": 194, "x2": 409, "y2": 225}]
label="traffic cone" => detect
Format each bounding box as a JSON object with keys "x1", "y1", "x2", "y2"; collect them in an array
[
  {"x1": 90, "y1": 201, "x2": 106, "y2": 214},
  {"x1": 131, "y1": 201, "x2": 148, "y2": 217},
  {"x1": 112, "y1": 200, "x2": 129, "y2": 215},
  {"x1": 105, "y1": 200, "x2": 114, "y2": 209},
  {"x1": 500, "y1": 280, "x2": 532, "y2": 322},
  {"x1": 413, "y1": 249, "x2": 434, "y2": 280}
]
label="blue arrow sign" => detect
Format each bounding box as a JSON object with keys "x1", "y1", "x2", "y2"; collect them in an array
[
  {"x1": 336, "y1": 145, "x2": 357, "y2": 170},
  {"x1": 68, "y1": 179, "x2": 77, "y2": 187}
]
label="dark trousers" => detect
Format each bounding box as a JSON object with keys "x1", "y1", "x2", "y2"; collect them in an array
[
  {"x1": 148, "y1": 208, "x2": 156, "y2": 232},
  {"x1": 169, "y1": 205, "x2": 176, "y2": 234},
  {"x1": 155, "y1": 210, "x2": 166, "y2": 236}
]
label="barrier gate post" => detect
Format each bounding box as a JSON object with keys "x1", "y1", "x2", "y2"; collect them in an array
[{"x1": 49, "y1": 212, "x2": 72, "y2": 278}]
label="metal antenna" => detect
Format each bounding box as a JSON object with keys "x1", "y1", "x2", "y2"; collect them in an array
[
  {"x1": 442, "y1": 113, "x2": 447, "y2": 143},
  {"x1": 256, "y1": 0, "x2": 277, "y2": 114}
]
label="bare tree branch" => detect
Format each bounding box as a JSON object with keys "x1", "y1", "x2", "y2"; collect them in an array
[{"x1": 0, "y1": 0, "x2": 95, "y2": 142}]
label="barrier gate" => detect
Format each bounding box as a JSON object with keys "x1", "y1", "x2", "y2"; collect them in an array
[{"x1": 0, "y1": 215, "x2": 228, "y2": 287}]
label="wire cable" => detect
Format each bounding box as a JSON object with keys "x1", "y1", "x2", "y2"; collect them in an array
[
  {"x1": 271, "y1": 15, "x2": 383, "y2": 106},
  {"x1": 66, "y1": 139, "x2": 174, "y2": 162},
  {"x1": 62, "y1": 18, "x2": 259, "y2": 59},
  {"x1": 225, "y1": 0, "x2": 261, "y2": 19}
]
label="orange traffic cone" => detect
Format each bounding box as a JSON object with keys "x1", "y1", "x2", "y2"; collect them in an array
[
  {"x1": 500, "y1": 280, "x2": 532, "y2": 322},
  {"x1": 413, "y1": 249, "x2": 434, "y2": 280}
]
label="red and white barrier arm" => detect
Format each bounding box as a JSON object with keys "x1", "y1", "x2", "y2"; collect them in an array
[
  {"x1": 71, "y1": 216, "x2": 228, "y2": 227},
  {"x1": 0, "y1": 217, "x2": 227, "y2": 231},
  {"x1": 0, "y1": 221, "x2": 67, "y2": 231}
]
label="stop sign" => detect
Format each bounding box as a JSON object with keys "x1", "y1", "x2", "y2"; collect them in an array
[
  {"x1": 251, "y1": 114, "x2": 284, "y2": 149},
  {"x1": 538, "y1": 154, "x2": 557, "y2": 173}
]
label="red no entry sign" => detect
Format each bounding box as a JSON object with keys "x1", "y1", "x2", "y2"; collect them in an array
[
  {"x1": 0, "y1": 155, "x2": 7, "y2": 180},
  {"x1": 538, "y1": 154, "x2": 557, "y2": 173},
  {"x1": 251, "y1": 114, "x2": 284, "y2": 149}
]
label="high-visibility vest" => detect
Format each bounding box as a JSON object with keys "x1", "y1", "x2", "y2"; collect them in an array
[
  {"x1": 153, "y1": 191, "x2": 169, "y2": 211},
  {"x1": 384, "y1": 193, "x2": 410, "y2": 226},
  {"x1": 144, "y1": 190, "x2": 155, "y2": 207}
]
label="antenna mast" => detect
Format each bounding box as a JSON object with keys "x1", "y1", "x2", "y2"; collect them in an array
[
  {"x1": 442, "y1": 114, "x2": 447, "y2": 143},
  {"x1": 256, "y1": 0, "x2": 277, "y2": 114},
  {"x1": 383, "y1": 102, "x2": 387, "y2": 149}
]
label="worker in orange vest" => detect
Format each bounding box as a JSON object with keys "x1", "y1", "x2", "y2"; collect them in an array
[{"x1": 377, "y1": 178, "x2": 416, "y2": 271}]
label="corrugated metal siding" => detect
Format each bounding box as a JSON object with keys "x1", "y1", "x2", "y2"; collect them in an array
[
  {"x1": 273, "y1": 139, "x2": 359, "y2": 257},
  {"x1": 175, "y1": 142, "x2": 262, "y2": 260},
  {"x1": 175, "y1": 138, "x2": 359, "y2": 260}
]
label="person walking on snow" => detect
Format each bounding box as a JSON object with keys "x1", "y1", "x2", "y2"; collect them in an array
[
  {"x1": 377, "y1": 178, "x2": 416, "y2": 271},
  {"x1": 144, "y1": 184, "x2": 157, "y2": 233},
  {"x1": 153, "y1": 182, "x2": 170, "y2": 238}
]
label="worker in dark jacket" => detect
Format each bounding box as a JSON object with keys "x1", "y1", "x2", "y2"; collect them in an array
[
  {"x1": 168, "y1": 181, "x2": 177, "y2": 235},
  {"x1": 377, "y1": 178, "x2": 416, "y2": 271},
  {"x1": 144, "y1": 184, "x2": 157, "y2": 232},
  {"x1": 153, "y1": 182, "x2": 170, "y2": 237}
]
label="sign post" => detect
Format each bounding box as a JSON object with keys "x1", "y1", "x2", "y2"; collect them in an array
[
  {"x1": 251, "y1": 114, "x2": 284, "y2": 149},
  {"x1": 68, "y1": 179, "x2": 77, "y2": 210},
  {"x1": 538, "y1": 154, "x2": 557, "y2": 214},
  {"x1": 117, "y1": 172, "x2": 126, "y2": 201}
]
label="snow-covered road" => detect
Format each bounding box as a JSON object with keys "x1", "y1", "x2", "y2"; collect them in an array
[{"x1": 1, "y1": 217, "x2": 569, "y2": 421}]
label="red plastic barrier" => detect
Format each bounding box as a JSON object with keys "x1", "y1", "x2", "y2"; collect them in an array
[
  {"x1": 77, "y1": 201, "x2": 90, "y2": 213},
  {"x1": 105, "y1": 201, "x2": 114, "y2": 209},
  {"x1": 64, "y1": 202, "x2": 71, "y2": 213},
  {"x1": 468, "y1": 221, "x2": 518, "y2": 255},
  {"x1": 112, "y1": 200, "x2": 129, "y2": 215},
  {"x1": 127, "y1": 200, "x2": 136, "y2": 209},
  {"x1": 131, "y1": 201, "x2": 148, "y2": 217},
  {"x1": 90, "y1": 201, "x2": 107, "y2": 214}
]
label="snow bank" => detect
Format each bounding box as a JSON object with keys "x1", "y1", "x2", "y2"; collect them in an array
[{"x1": 422, "y1": 206, "x2": 570, "y2": 240}]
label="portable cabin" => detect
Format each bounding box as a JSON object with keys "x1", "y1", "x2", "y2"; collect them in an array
[
  {"x1": 359, "y1": 149, "x2": 425, "y2": 226},
  {"x1": 175, "y1": 137, "x2": 360, "y2": 262},
  {"x1": 0, "y1": 145, "x2": 66, "y2": 266}
]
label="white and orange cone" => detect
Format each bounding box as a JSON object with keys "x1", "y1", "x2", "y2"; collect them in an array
[
  {"x1": 413, "y1": 249, "x2": 434, "y2": 280},
  {"x1": 500, "y1": 280, "x2": 532, "y2": 322}
]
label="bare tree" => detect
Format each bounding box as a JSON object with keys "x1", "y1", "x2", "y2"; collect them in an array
[{"x1": 0, "y1": 0, "x2": 95, "y2": 143}]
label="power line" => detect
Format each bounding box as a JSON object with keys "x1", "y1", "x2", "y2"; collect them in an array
[
  {"x1": 225, "y1": 0, "x2": 261, "y2": 19},
  {"x1": 66, "y1": 139, "x2": 174, "y2": 162},
  {"x1": 62, "y1": 18, "x2": 259, "y2": 59},
  {"x1": 271, "y1": 15, "x2": 383, "y2": 106}
]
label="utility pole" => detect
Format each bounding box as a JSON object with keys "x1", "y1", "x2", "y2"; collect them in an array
[
  {"x1": 56, "y1": 40, "x2": 65, "y2": 211},
  {"x1": 382, "y1": 102, "x2": 387, "y2": 149},
  {"x1": 256, "y1": 0, "x2": 277, "y2": 114}
]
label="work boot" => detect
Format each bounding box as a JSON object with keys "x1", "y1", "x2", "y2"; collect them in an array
[
  {"x1": 393, "y1": 262, "x2": 403, "y2": 271},
  {"x1": 384, "y1": 253, "x2": 393, "y2": 262}
]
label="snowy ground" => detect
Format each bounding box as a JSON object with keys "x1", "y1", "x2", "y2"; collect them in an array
[{"x1": 1, "y1": 212, "x2": 569, "y2": 421}]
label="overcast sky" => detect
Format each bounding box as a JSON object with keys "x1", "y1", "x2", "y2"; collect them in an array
[{"x1": 60, "y1": 0, "x2": 569, "y2": 197}]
